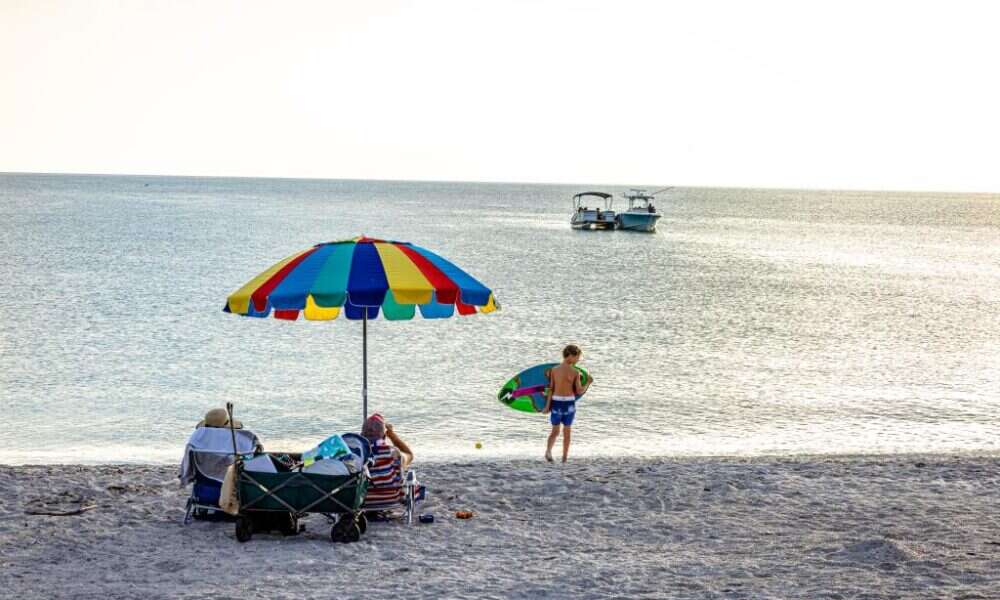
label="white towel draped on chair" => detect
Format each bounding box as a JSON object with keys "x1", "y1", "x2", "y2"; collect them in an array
[{"x1": 179, "y1": 427, "x2": 261, "y2": 484}]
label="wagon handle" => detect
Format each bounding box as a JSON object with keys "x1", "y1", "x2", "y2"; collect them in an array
[
  {"x1": 226, "y1": 402, "x2": 240, "y2": 464},
  {"x1": 226, "y1": 402, "x2": 244, "y2": 512}
]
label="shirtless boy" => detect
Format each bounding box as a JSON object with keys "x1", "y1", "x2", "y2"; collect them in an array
[{"x1": 543, "y1": 344, "x2": 592, "y2": 462}]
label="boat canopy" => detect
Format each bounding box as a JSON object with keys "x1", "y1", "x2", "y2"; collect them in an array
[{"x1": 572, "y1": 191, "x2": 612, "y2": 200}]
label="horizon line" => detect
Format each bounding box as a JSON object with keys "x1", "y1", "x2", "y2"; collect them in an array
[{"x1": 2, "y1": 169, "x2": 999, "y2": 197}]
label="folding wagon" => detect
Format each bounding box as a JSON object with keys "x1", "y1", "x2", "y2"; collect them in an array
[{"x1": 233, "y1": 455, "x2": 370, "y2": 543}]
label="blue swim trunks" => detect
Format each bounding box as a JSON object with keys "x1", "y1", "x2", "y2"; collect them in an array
[{"x1": 549, "y1": 399, "x2": 576, "y2": 426}]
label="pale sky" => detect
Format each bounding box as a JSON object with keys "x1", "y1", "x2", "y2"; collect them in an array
[{"x1": 2, "y1": 1, "x2": 999, "y2": 191}]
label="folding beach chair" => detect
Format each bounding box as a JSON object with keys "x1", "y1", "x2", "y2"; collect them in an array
[
  {"x1": 179, "y1": 426, "x2": 261, "y2": 524},
  {"x1": 362, "y1": 438, "x2": 426, "y2": 525}
]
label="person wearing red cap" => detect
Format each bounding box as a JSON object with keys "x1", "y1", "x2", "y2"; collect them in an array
[
  {"x1": 360, "y1": 413, "x2": 417, "y2": 516},
  {"x1": 362, "y1": 413, "x2": 414, "y2": 469}
]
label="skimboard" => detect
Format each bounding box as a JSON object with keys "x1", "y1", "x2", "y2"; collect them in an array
[{"x1": 497, "y1": 363, "x2": 591, "y2": 413}]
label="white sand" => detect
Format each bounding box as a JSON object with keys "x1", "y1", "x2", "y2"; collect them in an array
[{"x1": 1, "y1": 455, "x2": 999, "y2": 599}]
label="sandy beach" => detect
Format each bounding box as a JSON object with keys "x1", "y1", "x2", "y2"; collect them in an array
[{"x1": 1, "y1": 455, "x2": 998, "y2": 599}]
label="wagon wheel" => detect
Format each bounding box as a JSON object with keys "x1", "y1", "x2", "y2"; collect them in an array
[
  {"x1": 235, "y1": 516, "x2": 253, "y2": 543},
  {"x1": 329, "y1": 517, "x2": 344, "y2": 542},
  {"x1": 330, "y1": 523, "x2": 343, "y2": 543},
  {"x1": 330, "y1": 518, "x2": 361, "y2": 543},
  {"x1": 341, "y1": 522, "x2": 361, "y2": 543}
]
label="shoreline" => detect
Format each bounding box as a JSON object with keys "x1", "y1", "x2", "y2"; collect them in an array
[
  {"x1": 4, "y1": 448, "x2": 999, "y2": 468},
  {"x1": 2, "y1": 454, "x2": 999, "y2": 599}
]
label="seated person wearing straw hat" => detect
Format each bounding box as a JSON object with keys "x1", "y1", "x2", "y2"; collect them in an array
[
  {"x1": 197, "y1": 407, "x2": 244, "y2": 430},
  {"x1": 179, "y1": 407, "x2": 263, "y2": 519},
  {"x1": 186, "y1": 407, "x2": 262, "y2": 461}
]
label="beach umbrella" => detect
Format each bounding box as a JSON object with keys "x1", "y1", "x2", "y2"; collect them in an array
[{"x1": 223, "y1": 236, "x2": 498, "y2": 424}]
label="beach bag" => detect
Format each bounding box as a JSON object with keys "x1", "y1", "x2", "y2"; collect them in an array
[
  {"x1": 301, "y1": 434, "x2": 352, "y2": 466},
  {"x1": 219, "y1": 464, "x2": 239, "y2": 515}
]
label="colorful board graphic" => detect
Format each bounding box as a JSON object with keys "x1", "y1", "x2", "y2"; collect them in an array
[{"x1": 497, "y1": 363, "x2": 591, "y2": 413}]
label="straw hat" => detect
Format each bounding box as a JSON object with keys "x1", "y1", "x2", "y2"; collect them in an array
[{"x1": 196, "y1": 407, "x2": 243, "y2": 429}]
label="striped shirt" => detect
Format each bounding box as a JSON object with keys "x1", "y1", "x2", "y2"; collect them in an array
[{"x1": 363, "y1": 440, "x2": 404, "y2": 509}]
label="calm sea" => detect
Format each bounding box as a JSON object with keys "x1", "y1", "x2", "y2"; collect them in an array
[{"x1": 1, "y1": 173, "x2": 998, "y2": 464}]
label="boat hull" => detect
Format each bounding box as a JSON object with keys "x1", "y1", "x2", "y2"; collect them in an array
[
  {"x1": 616, "y1": 212, "x2": 661, "y2": 232},
  {"x1": 571, "y1": 213, "x2": 617, "y2": 230},
  {"x1": 572, "y1": 221, "x2": 616, "y2": 230}
]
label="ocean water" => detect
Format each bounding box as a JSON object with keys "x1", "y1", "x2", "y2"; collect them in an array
[{"x1": 1, "y1": 173, "x2": 999, "y2": 464}]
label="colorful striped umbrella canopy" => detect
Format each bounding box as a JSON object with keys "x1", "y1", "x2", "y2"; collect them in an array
[{"x1": 223, "y1": 236, "x2": 498, "y2": 422}]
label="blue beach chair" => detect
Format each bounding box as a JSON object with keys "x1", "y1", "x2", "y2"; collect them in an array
[{"x1": 180, "y1": 426, "x2": 261, "y2": 524}]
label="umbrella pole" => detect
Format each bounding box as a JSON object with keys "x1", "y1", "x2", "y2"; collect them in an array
[{"x1": 362, "y1": 309, "x2": 368, "y2": 425}]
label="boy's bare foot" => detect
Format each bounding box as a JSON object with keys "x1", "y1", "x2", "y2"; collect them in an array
[{"x1": 545, "y1": 451, "x2": 553, "y2": 462}]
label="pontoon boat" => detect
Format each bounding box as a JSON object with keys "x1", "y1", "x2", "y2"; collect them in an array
[{"x1": 571, "y1": 192, "x2": 617, "y2": 230}]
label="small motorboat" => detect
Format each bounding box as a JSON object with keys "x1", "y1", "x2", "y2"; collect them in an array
[
  {"x1": 571, "y1": 192, "x2": 617, "y2": 230},
  {"x1": 616, "y1": 189, "x2": 662, "y2": 232}
]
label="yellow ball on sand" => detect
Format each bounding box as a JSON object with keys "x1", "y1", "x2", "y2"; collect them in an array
[{"x1": 475, "y1": 441, "x2": 482, "y2": 449}]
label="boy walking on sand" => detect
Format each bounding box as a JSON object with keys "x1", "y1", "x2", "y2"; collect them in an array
[{"x1": 543, "y1": 344, "x2": 592, "y2": 462}]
